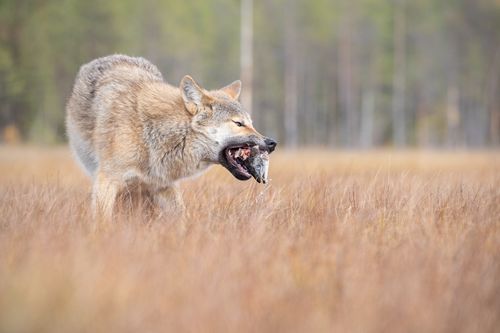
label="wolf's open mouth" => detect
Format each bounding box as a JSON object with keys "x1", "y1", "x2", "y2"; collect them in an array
[
  {"x1": 221, "y1": 144, "x2": 270, "y2": 183},
  {"x1": 224, "y1": 145, "x2": 253, "y2": 180}
]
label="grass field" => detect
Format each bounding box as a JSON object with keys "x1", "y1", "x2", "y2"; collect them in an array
[{"x1": 0, "y1": 146, "x2": 499, "y2": 333}]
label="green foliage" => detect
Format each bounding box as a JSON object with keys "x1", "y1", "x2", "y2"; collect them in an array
[{"x1": 0, "y1": 0, "x2": 497, "y2": 146}]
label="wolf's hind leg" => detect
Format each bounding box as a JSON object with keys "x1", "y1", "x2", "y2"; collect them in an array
[
  {"x1": 154, "y1": 185, "x2": 185, "y2": 215},
  {"x1": 91, "y1": 172, "x2": 121, "y2": 220}
]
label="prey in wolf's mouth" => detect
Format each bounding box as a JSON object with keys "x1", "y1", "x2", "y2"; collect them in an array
[{"x1": 223, "y1": 145, "x2": 270, "y2": 183}]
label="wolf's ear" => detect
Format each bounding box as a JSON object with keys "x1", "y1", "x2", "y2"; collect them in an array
[
  {"x1": 220, "y1": 80, "x2": 241, "y2": 100},
  {"x1": 180, "y1": 75, "x2": 211, "y2": 114}
]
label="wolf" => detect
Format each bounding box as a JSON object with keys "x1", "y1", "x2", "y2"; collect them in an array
[{"x1": 66, "y1": 54, "x2": 276, "y2": 219}]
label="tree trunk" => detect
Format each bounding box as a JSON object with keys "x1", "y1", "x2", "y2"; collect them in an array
[
  {"x1": 283, "y1": 0, "x2": 298, "y2": 147},
  {"x1": 392, "y1": 0, "x2": 407, "y2": 147},
  {"x1": 446, "y1": 84, "x2": 460, "y2": 147},
  {"x1": 338, "y1": 12, "x2": 354, "y2": 148},
  {"x1": 487, "y1": 46, "x2": 500, "y2": 146},
  {"x1": 360, "y1": 87, "x2": 375, "y2": 148},
  {"x1": 240, "y1": 0, "x2": 253, "y2": 114}
]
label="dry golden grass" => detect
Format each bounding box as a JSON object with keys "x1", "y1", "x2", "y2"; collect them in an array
[{"x1": 0, "y1": 146, "x2": 499, "y2": 333}]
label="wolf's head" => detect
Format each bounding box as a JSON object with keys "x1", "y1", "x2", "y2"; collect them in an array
[{"x1": 180, "y1": 75, "x2": 277, "y2": 181}]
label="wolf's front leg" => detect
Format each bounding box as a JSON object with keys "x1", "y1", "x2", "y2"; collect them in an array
[
  {"x1": 91, "y1": 172, "x2": 121, "y2": 220},
  {"x1": 154, "y1": 185, "x2": 185, "y2": 215}
]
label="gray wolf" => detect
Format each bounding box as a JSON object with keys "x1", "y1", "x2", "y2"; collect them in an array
[{"x1": 66, "y1": 54, "x2": 276, "y2": 218}]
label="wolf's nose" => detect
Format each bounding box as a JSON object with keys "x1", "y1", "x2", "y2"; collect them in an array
[{"x1": 265, "y1": 138, "x2": 277, "y2": 153}]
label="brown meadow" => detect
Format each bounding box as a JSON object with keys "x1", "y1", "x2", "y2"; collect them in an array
[{"x1": 0, "y1": 146, "x2": 499, "y2": 333}]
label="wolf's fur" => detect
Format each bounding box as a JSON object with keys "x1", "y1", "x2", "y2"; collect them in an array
[{"x1": 66, "y1": 54, "x2": 272, "y2": 218}]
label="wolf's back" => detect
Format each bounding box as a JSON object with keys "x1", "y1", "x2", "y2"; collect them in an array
[
  {"x1": 67, "y1": 54, "x2": 163, "y2": 129},
  {"x1": 66, "y1": 54, "x2": 164, "y2": 177}
]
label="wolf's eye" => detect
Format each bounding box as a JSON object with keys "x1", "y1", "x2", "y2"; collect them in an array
[{"x1": 233, "y1": 121, "x2": 244, "y2": 127}]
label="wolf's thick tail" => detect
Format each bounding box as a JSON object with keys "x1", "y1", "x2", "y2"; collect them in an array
[{"x1": 65, "y1": 58, "x2": 106, "y2": 178}]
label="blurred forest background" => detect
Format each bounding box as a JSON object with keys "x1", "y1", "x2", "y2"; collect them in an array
[{"x1": 0, "y1": 0, "x2": 498, "y2": 148}]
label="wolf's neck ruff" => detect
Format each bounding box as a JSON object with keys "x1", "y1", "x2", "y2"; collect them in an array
[{"x1": 143, "y1": 116, "x2": 215, "y2": 184}]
